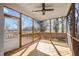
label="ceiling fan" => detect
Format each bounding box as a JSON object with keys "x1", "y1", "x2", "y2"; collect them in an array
[{"x1": 32, "y1": 3, "x2": 54, "y2": 15}]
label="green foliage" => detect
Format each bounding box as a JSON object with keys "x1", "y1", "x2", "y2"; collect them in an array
[
  {"x1": 54, "y1": 20, "x2": 58, "y2": 32},
  {"x1": 34, "y1": 27, "x2": 39, "y2": 32},
  {"x1": 41, "y1": 21, "x2": 48, "y2": 32}
]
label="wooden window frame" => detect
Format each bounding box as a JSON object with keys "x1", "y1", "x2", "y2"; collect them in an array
[{"x1": 4, "y1": 6, "x2": 35, "y2": 48}]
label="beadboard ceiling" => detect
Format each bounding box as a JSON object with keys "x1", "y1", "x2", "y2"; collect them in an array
[{"x1": 2, "y1": 3, "x2": 71, "y2": 21}]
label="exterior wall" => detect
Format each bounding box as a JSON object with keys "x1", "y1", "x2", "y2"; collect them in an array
[{"x1": 0, "y1": 4, "x2": 4, "y2": 56}]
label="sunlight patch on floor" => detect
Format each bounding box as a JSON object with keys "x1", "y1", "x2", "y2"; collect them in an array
[
  {"x1": 37, "y1": 40, "x2": 59, "y2": 56},
  {"x1": 11, "y1": 48, "x2": 26, "y2": 56},
  {"x1": 22, "y1": 43, "x2": 37, "y2": 56},
  {"x1": 5, "y1": 39, "x2": 72, "y2": 56},
  {"x1": 54, "y1": 45, "x2": 72, "y2": 56}
]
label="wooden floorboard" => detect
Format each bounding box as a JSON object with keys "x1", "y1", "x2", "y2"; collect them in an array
[{"x1": 4, "y1": 39, "x2": 72, "y2": 56}]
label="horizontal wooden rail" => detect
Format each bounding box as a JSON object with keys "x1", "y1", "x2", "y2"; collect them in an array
[
  {"x1": 67, "y1": 33, "x2": 79, "y2": 42},
  {"x1": 4, "y1": 14, "x2": 20, "y2": 19}
]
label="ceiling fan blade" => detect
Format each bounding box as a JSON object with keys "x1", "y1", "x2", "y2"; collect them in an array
[
  {"x1": 45, "y1": 9, "x2": 54, "y2": 11},
  {"x1": 32, "y1": 10, "x2": 42, "y2": 12}
]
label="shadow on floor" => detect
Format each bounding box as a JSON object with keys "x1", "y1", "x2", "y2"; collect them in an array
[
  {"x1": 4, "y1": 39, "x2": 72, "y2": 56},
  {"x1": 28, "y1": 49, "x2": 49, "y2": 56},
  {"x1": 4, "y1": 40, "x2": 39, "y2": 56}
]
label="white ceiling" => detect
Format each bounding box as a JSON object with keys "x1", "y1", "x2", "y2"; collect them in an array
[{"x1": 3, "y1": 3, "x2": 71, "y2": 21}]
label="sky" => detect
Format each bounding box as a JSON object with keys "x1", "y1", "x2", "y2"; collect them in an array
[
  {"x1": 4, "y1": 7, "x2": 33, "y2": 30},
  {"x1": 5, "y1": 17, "x2": 18, "y2": 30},
  {"x1": 22, "y1": 15, "x2": 32, "y2": 29}
]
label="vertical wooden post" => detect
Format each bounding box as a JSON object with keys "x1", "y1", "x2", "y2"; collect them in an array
[
  {"x1": 66, "y1": 16, "x2": 68, "y2": 44},
  {"x1": 19, "y1": 13, "x2": 22, "y2": 48},
  {"x1": 66, "y1": 16, "x2": 68, "y2": 34},
  {"x1": 50, "y1": 19, "x2": 51, "y2": 41},
  {"x1": 72, "y1": 3, "x2": 75, "y2": 37},
  {"x1": 61, "y1": 17, "x2": 64, "y2": 32},
  {"x1": 39, "y1": 21, "x2": 42, "y2": 40},
  {"x1": 71, "y1": 3, "x2": 79, "y2": 56},
  {"x1": 32, "y1": 18, "x2": 34, "y2": 41},
  {"x1": 56, "y1": 18, "x2": 58, "y2": 33}
]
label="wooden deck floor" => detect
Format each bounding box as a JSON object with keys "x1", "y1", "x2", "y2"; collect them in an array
[{"x1": 5, "y1": 39, "x2": 72, "y2": 56}]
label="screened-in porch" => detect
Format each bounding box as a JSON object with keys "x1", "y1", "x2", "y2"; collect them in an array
[{"x1": 0, "y1": 3, "x2": 79, "y2": 56}]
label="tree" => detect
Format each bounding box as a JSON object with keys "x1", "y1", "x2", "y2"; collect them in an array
[
  {"x1": 54, "y1": 19, "x2": 58, "y2": 32},
  {"x1": 41, "y1": 21, "x2": 48, "y2": 32}
]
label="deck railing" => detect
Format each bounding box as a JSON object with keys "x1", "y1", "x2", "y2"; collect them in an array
[{"x1": 5, "y1": 32, "x2": 66, "y2": 40}]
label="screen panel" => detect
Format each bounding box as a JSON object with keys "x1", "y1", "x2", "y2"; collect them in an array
[
  {"x1": 34, "y1": 20, "x2": 40, "y2": 41},
  {"x1": 22, "y1": 15, "x2": 33, "y2": 45},
  {"x1": 75, "y1": 3, "x2": 79, "y2": 39},
  {"x1": 41, "y1": 20, "x2": 50, "y2": 32},
  {"x1": 4, "y1": 16, "x2": 19, "y2": 52}
]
